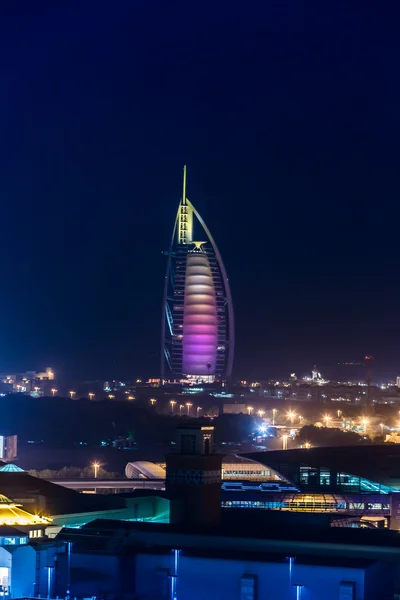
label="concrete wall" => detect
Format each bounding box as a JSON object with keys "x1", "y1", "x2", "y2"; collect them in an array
[{"x1": 135, "y1": 554, "x2": 366, "y2": 600}]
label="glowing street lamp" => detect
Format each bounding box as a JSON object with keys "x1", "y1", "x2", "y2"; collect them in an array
[
  {"x1": 298, "y1": 415, "x2": 303, "y2": 423},
  {"x1": 247, "y1": 406, "x2": 254, "y2": 415},
  {"x1": 286, "y1": 410, "x2": 296, "y2": 425},
  {"x1": 51, "y1": 388, "x2": 57, "y2": 397},
  {"x1": 323, "y1": 414, "x2": 332, "y2": 427},
  {"x1": 108, "y1": 394, "x2": 115, "y2": 400},
  {"x1": 337, "y1": 409, "x2": 342, "y2": 418},
  {"x1": 170, "y1": 400, "x2": 176, "y2": 413},
  {"x1": 380, "y1": 422, "x2": 384, "y2": 435},
  {"x1": 304, "y1": 441, "x2": 311, "y2": 449},
  {"x1": 93, "y1": 462, "x2": 100, "y2": 479},
  {"x1": 179, "y1": 404, "x2": 184, "y2": 415},
  {"x1": 88, "y1": 393, "x2": 95, "y2": 401},
  {"x1": 197, "y1": 406, "x2": 202, "y2": 417},
  {"x1": 282, "y1": 434, "x2": 288, "y2": 450},
  {"x1": 186, "y1": 402, "x2": 192, "y2": 416},
  {"x1": 257, "y1": 409, "x2": 265, "y2": 418},
  {"x1": 150, "y1": 398, "x2": 157, "y2": 406},
  {"x1": 69, "y1": 390, "x2": 75, "y2": 399},
  {"x1": 272, "y1": 408, "x2": 277, "y2": 426},
  {"x1": 361, "y1": 417, "x2": 369, "y2": 433},
  {"x1": 34, "y1": 387, "x2": 40, "y2": 393}
]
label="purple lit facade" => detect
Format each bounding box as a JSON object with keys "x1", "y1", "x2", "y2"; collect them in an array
[
  {"x1": 161, "y1": 168, "x2": 234, "y2": 382},
  {"x1": 182, "y1": 252, "x2": 218, "y2": 376}
]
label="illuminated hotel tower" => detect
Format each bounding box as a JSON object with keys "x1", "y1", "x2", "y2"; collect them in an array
[{"x1": 161, "y1": 167, "x2": 234, "y2": 383}]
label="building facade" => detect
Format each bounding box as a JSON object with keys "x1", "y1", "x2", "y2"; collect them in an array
[{"x1": 161, "y1": 167, "x2": 234, "y2": 383}]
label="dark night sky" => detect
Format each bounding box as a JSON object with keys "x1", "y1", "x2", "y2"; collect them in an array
[{"x1": 1, "y1": 1, "x2": 400, "y2": 380}]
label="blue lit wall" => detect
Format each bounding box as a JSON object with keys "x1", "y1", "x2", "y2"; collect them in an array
[
  {"x1": 135, "y1": 554, "x2": 382, "y2": 600},
  {"x1": 11, "y1": 545, "x2": 36, "y2": 598},
  {"x1": 8, "y1": 543, "x2": 396, "y2": 600}
]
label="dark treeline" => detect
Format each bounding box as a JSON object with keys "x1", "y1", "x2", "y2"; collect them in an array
[
  {"x1": 1, "y1": 395, "x2": 254, "y2": 447},
  {"x1": 297, "y1": 425, "x2": 383, "y2": 447},
  {"x1": 1, "y1": 395, "x2": 384, "y2": 450}
]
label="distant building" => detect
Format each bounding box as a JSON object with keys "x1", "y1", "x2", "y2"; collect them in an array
[
  {"x1": 0, "y1": 435, "x2": 17, "y2": 461},
  {"x1": 0, "y1": 368, "x2": 55, "y2": 395},
  {"x1": 103, "y1": 380, "x2": 125, "y2": 391},
  {"x1": 385, "y1": 433, "x2": 400, "y2": 444},
  {"x1": 35, "y1": 368, "x2": 54, "y2": 381}
]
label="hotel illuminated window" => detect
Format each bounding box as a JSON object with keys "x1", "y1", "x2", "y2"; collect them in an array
[
  {"x1": 29, "y1": 530, "x2": 43, "y2": 538},
  {"x1": 348, "y1": 503, "x2": 364, "y2": 511},
  {"x1": 366, "y1": 503, "x2": 384, "y2": 510},
  {"x1": 319, "y1": 470, "x2": 330, "y2": 486},
  {"x1": 299, "y1": 467, "x2": 310, "y2": 484}
]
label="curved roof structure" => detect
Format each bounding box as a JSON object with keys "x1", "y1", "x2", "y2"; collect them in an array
[
  {"x1": 0, "y1": 493, "x2": 52, "y2": 526},
  {"x1": 244, "y1": 445, "x2": 400, "y2": 492},
  {"x1": 125, "y1": 461, "x2": 166, "y2": 480},
  {"x1": 161, "y1": 167, "x2": 234, "y2": 382}
]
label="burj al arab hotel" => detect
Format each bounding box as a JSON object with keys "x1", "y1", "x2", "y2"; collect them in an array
[{"x1": 161, "y1": 167, "x2": 234, "y2": 384}]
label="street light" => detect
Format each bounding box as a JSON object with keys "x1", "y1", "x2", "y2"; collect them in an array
[
  {"x1": 361, "y1": 417, "x2": 369, "y2": 433},
  {"x1": 282, "y1": 434, "x2": 288, "y2": 450},
  {"x1": 286, "y1": 410, "x2": 296, "y2": 425},
  {"x1": 93, "y1": 462, "x2": 100, "y2": 479},
  {"x1": 108, "y1": 394, "x2": 115, "y2": 400},
  {"x1": 337, "y1": 409, "x2": 342, "y2": 418},
  {"x1": 150, "y1": 398, "x2": 157, "y2": 406},
  {"x1": 51, "y1": 388, "x2": 57, "y2": 397},
  {"x1": 88, "y1": 393, "x2": 95, "y2": 401},
  {"x1": 298, "y1": 415, "x2": 303, "y2": 423},
  {"x1": 323, "y1": 414, "x2": 332, "y2": 427},
  {"x1": 197, "y1": 406, "x2": 202, "y2": 417},
  {"x1": 380, "y1": 423, "x2": 384, "y2": 435},
  {"x1": 247, "y1": 406, "x2": 254, "y2": 415},
  {"x1": 69, "y1": 390, "x2": 75, "y2": 399},
  {"x1": 179, "y1": 404, "x2": 184, "y2": 415},
  {"x1": 303, "y1": 441, "x2": 311, "y2": 449},
  {"x1": 170, "y1": 400, "x2": 176, "y2": 413},
  {"x1": 272, "y1": 408, "x2": 277, "y2": 426},
  {"x1": 186, "y1": 402, "x2": 192, "y2": 416},
  {"x1": 257, "y1": 409, "x2": 265, "y2": 418}
]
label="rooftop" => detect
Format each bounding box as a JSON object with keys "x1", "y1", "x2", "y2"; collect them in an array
[{"x1": 56, "y1": 510, "x2": 400, "y2": 563}]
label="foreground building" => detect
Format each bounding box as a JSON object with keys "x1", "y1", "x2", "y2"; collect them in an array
[
  {"x1": 9, "y1": 426, "x2": 400, "y2": 599},
  {"x1": 161, "y1": 167, "x2": 234, "y2": 383}
]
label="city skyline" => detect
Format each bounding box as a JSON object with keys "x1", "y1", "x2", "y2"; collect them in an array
[{"x1": 0, "y1": 4, "x2": 399, "y2": 379}]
